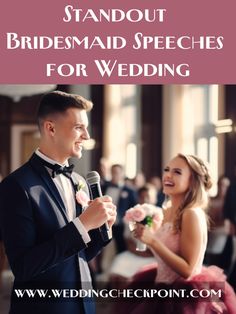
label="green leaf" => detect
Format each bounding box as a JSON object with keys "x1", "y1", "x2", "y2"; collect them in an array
[{"x1": 141, "y1": 215, "x2": 153, "y2": 227}]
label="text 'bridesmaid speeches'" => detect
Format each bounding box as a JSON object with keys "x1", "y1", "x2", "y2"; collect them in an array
[{"x1": 1, "y1": 0, "x2": 233, "y2": 83}]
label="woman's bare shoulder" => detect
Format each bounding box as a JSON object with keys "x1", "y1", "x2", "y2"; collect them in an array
[{"x1": 182, "y1": 207, "x2": 206, "y2": 224}]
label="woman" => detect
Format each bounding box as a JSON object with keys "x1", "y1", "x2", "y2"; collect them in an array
[{"x1": 119, "y1": 154, "x2": 236, "y2": 314}]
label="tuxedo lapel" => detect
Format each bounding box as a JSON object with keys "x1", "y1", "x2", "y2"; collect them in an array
[{"x1": 29, "y1": 153, "x2": 69, "y2": 223}]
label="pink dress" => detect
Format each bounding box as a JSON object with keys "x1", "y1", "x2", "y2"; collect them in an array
[
  {"x1": 153, "y1": 222, "x2": 182, "y2": 283},
  {"x1": 116, "y1": 222, "x2": 236, "y2": 314},
  {"x1": 153, "y1": 222, "x2": 205, "y2": 283}
]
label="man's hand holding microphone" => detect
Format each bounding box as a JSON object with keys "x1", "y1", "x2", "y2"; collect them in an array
[{"x1": 79, "y1": 171, "x2": 116, "y2": 241}]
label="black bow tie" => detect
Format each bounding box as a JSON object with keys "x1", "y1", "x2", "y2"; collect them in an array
[
  {"x1": 33, "y1": 154, "x2": 75, "y2": 178},
  {"x1": 51, "y1": 164, "x2": 74, "y2": 178},
  {"x1": 36, "y1": 157, "x2": 74, "y2": 179}
]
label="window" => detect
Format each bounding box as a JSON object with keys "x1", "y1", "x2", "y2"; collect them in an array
[
  {"x1": 184, "y1": 85, "x2": 219, "y2": 195},
  {"x1": 103, "y1": 85, "x2": 141, "y2": 178}
]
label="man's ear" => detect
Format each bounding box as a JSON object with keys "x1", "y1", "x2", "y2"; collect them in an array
[{"x1": 44, "y1": 120, "x2": 55, "y2": 136}]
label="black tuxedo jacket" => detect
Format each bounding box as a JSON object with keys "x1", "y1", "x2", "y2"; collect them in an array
[
  {"x1": 224, "y1": 180, "x2": 236, "y2": 225},
  {"x1": 0, "y1": 153, "x2": 107, "y2": 314}
]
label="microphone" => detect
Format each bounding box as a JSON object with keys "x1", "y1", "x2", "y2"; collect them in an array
[{"x1": 86, "y1": 171, "x2": 112, "y2": 242}]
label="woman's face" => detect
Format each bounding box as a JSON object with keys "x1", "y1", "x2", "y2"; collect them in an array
[{"x1": 162, "y1": 156, "x2": 191, "y2": 197}]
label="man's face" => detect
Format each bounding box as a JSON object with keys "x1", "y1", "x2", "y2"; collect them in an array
[
  {"x1": 50, "y1": 108, "x2": 90, "y2": 162},
  {"x1": 111, "y1": 166, "x2": 124, "y2": 184}
]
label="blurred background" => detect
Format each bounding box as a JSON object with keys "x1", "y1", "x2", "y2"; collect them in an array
[{"x1": 0, "y1": 84, "x2": 236, "y2": 312}]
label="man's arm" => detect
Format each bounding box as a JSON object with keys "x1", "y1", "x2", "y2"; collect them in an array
[{"x1": 0, "y1": 177, "x2": 89, "y2": 281}]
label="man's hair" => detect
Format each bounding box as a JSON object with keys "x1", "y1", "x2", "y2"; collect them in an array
[
  {"x1": 111, "y1": 164, "x2": 124, "y2": 171},
  {"x1": 37, "y1": 90, "x2": 93, "y2": 129}
]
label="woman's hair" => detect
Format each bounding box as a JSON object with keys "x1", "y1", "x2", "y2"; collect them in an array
[{"x1": 173, "y1": 153, "x2": 213, "y2": 232}]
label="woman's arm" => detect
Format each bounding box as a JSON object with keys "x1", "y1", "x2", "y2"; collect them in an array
[{"x1": 134, "y1": 209, "x2": 205, "y2": 279}]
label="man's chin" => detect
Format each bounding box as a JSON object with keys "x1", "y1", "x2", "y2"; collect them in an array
[{"x1": 71, "y1": 150, "x2": 82, "y2": 159}]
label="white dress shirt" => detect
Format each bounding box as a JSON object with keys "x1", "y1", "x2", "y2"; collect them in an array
[{"x1": 35, "y1": 149, "x2": 91, "y2": 244}]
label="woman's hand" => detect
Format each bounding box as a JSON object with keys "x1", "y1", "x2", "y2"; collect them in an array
[{"x1": 132, "y1": 223, "x2": 155, "y2": 247}]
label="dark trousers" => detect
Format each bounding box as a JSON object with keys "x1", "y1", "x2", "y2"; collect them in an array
[{"x1": 112, "y1": 224, "x2": 127, "y2": 253}]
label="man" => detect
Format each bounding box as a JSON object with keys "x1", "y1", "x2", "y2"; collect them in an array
[
  {"x1": 103, "y1": 164, "x2": 137, "y2": 253},
  {"x1": 0, "y1": 91, "x2": 116, "y2": 314}
]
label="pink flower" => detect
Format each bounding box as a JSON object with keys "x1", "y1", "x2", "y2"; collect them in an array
[
  {"x1": 124, "y1": 205, "x2": 146, "y2": 222},
  {"x1": 124, "y1": 210, "x2": 134, "y2": 222},
  {"x1": 124, "y1": 203, "x2": 163, "y2": 228},
  {"x1": 76, "y1": 190, "x2": 89, "y2": 208},
  {"x1": 131, "y1": 206, "x2": 146, "y2": 222},
  {"x1": 152, "y1": 209, "x2": 164, "y2": 228}
]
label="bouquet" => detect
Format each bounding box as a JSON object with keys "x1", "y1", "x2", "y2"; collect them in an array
[{"x1": 124, "y1": 203, "x2": 163, "y2": 251}]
